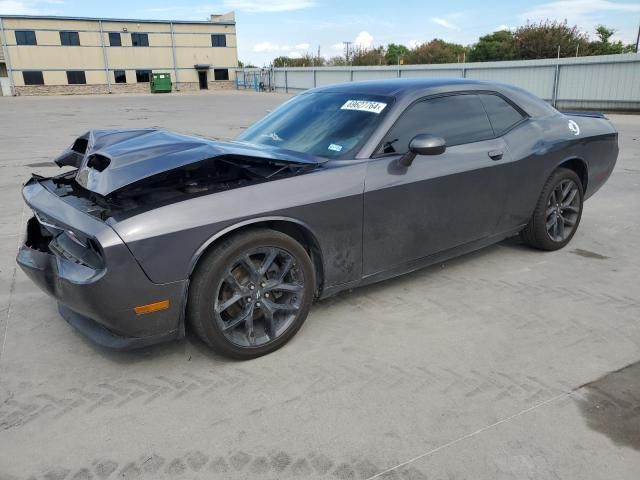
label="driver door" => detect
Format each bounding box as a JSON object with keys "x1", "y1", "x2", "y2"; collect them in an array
[{"x1": 362, "y1": 93, "x2": 511, "y2": 276}]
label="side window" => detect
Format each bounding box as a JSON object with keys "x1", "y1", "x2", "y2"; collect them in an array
[
  {"x1": 16, "y1": 30, "x2": 37, "y2": 45},
  {"x1": 379, "y1": 94, "x2": 494, "y2": 154},
  {"x1": 113, "y1": 70, "x2": 126, "y2": 83},
  {"x1": 211, "y1": 34, "x2": 226, "y2": 47},
  {"x1": 214, "y1": 68, "x2": 229, "y2": 80},
  {"x1": 59, "y1": 31, "x2": 80, "y2": 46},
  {"x1": 23, "y1": 71, "x2": 44, "y2": 85},
  {"x1": 66, "y1": 71, "x2": 86, "y2": 84},
  {"x1": 136, "y1": 70, "x2": 151, "y2": 82},
  {"x1": 131, "y1": 33, "x2": 149, "y2": 47},
  {"x1": 478, "y1": 93, "x2": 525, "y2": 136},
  {"x1": 108, "y1": 32, "x2": 122, "y2": 47}
]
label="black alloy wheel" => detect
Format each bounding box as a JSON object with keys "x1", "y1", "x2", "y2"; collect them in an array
[
  {"x1": 188, "y1": 229, "x2": 315, "y2": 359},
  {"x1": 521, "y1": 168, "x2": 584, "y2": 251},
  {"x1": 545, "y1": 178, "x2": 581, "y2": 242},
  {"x1": 214, "y1": 246, "x2": 304, "y2": 347}
]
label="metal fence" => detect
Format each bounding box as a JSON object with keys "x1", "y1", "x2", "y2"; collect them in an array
[{"x1": 258, "y1": 53, "x2": 640, "y2": 111}]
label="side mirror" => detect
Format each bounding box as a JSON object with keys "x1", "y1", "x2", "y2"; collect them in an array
[{"x1": 399, "y1": 134, "x2": 446, "y2": 167}]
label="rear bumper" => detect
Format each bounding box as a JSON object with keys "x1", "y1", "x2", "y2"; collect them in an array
[{"x1": 16, "y1": 178, "x2": 188, "y2": 349}]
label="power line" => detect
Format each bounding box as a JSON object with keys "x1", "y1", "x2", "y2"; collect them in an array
[{"x1": 343, "y1": 41, "x2": 352, "y2": 63}]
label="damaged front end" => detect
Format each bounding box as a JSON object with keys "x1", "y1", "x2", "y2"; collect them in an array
[
  {"x1": 16, "y1": 128, "x2": 326, "y2": 348},
  {"x1": 48, "y1": 128, "x2": 326, "y2": 221}
]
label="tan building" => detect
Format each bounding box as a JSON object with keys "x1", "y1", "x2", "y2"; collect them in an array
[{"x1": 0, "y1": 12, "x2": 238, "y2": 95}]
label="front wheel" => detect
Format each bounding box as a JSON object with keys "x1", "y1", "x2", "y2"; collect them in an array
[
  {"x1": 521, "y1": 168, "x2": 584, "y2": 251},
  {"x1": 188, "y1": 229, "x2": 315, "y2": 359}
]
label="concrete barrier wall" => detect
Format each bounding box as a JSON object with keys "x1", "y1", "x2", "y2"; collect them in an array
[{"x1": 266, "y1": 53, "x2": 640, "y2": 111}]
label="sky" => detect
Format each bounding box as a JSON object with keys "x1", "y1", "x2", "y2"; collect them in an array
[{"x1": 1, "y1": 0, "x2": 639, "y2": 65}]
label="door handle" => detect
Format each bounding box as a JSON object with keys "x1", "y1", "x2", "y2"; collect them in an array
[{"x1": 488, "y1": 150, "x2": 503, "y2": 161}]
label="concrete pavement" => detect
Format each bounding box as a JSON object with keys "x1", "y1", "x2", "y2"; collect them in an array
[{"x1": 0, "y1": 92, "x2": 638, "y2": 479}]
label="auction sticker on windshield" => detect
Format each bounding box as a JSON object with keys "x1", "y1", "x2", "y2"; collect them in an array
[{"x1": 341, "y1": 100, "x2": 387, "y2": 114}]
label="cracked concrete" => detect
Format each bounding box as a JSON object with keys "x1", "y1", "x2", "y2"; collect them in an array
[{"x1": 0, "y1": 92, "x2": 639, "y2": 479}]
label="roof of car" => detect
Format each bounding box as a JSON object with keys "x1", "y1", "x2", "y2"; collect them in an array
[
  {"x1": 312, "y1": 78, "x2": 495, "y2": 96},
  {"x1": 310, "y1": 77, "x2": 558, "y2": 117}
]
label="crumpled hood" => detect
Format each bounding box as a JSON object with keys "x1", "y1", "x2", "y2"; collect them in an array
[{"x1": 54, "y1": 128, "x2": 325, "y2": 196}]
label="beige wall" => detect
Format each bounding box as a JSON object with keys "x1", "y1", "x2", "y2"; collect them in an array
[
  {"x1": 101, "y1": 21, "x2": 171, "y2": 33},
  {"x1": 9, "y1": 46, "x2": 106, "y2": 69},
  {"x1": 4, "y1": 17, "x2": 97, "y2": 31},
  {"x1": 1, "y1": 15, "x2": 238, "y2": 91}
]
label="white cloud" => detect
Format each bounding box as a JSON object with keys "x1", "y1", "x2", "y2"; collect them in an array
[
  {"x1": 221, "y1": 0, "x2": 316, "y2": 13},
  {"x1": 523, "y1": 0, "x2": 640, "y2": 19},
  {"x1": 253, "y1": 41, "x2": 279, "y2": 52},
  {"x1": 431, "y1": 17, "x2": 460, "y2": 30},
  {"x1": 331, "y1": 42, "x2": 344, "y2": 51},
  {"x1": 495, "y1": 24, "x2": 515, "y2": 31},
  {"x1": 0, "y1": 0, "x2": 61, "y2": 14},
  {"x1": 408, "y1": 39, "x2": 421, "y2": 48},
  {"x1": 253, "y1": 41, "x2": 310, "y2": 53},
  {"x1": 354, "y1": 31, "x2": 374, "y2": 49}
]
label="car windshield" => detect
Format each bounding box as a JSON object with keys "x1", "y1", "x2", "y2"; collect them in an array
[{"x1": 237, "y1": 92, "x2": 393, "y2": 159}]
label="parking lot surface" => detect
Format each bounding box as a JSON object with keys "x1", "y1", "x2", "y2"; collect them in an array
[{"x1": 0, "y1": 91, "x2": 639, "y2": 479}]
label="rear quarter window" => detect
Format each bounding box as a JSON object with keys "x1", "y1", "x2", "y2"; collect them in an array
[{"x1": 478, "y1": 93, "x2": 526, "y2": 136}]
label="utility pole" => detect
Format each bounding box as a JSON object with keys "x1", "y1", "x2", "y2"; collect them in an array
[
  {"x1": 636, "y1": 20, "x2": 639, "y2": 53},
  {"x1": 552, "y1": 45, "x2": 561, "y2": 107},
  {"x1": 343, "y1": 41, "x2": 352, "y2": 64}
]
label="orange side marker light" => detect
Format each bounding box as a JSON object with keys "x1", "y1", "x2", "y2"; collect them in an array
[{"x1": 134, "y1": 300, "x2": 170, "y2": 315}]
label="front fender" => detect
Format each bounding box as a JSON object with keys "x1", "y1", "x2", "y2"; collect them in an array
[
  {"x1": 113, "y1": 162, "x2": 367, "y2": 287},
  {"x1": 188, "y1": 215, "x2": 321, "y2": 274}
]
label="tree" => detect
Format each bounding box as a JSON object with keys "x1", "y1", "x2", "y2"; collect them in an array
[
  {"x1": 405, "y1": 39, "x2": 468, "y2": 64},
  {"x1": 595, "y1": 25, "x2": 615, "y2": 43},
  {"x1": 326, "y1": 56, "x2": 348, "y2": 66},
  {"x1": 588, "y1": 25, "x2": 626, "y2": 55},
  {"x1": 512, "y1": 20, "x2": 590, "y2": 59},
  {"x1": 272, "y1": 56, "x2": 290, "y2": 67},
  {"x1": 385, "y1": 43, "x2": 410, "y2": 65},
  {"x1": 237, "y1": 60, "x2": 257, "y2": 68},
  {"x1": 468, "y1": 30, "x2": 517, "y2": 62},
  {"x1": 351, "y1": 46, "x2": 385, "y2": 66},
  {"x1": 271, "y1": 54, "x2": 324, "y2": 67}
]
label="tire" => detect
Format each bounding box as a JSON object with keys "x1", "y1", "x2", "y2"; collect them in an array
[
  {"x1": 187, "y1": 228, "x2": 315, "y2": 359},
  {"x1": 521, "y1": 168, "x2": 584, "y2": 251}
]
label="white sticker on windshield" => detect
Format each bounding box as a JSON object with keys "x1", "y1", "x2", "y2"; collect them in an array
[
  {"x1": 328, "y1": 143, "x2": 343, "y2": 152},
  {"x1": 341, "y1": 100, "x2": 387, "y2": 114}
]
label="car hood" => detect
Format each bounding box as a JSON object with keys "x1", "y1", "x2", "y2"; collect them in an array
[{"x1": 54, "y1": 128, "x2": 326, "y2": 196}]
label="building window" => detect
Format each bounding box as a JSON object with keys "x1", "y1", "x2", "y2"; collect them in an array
[
  {"x1": 23, "y1": 71, "x2": 44, "y2": 85},
  {"x1": 131, "y1": 33, "x2": 149, "y2": 47},
  {"x1": 114, "y1": 70, "x2": 127, "y2": 83},
  {"x1": 59, "y1": 31, "x2": 80, "y2": 46},
  {"x1": 0, "y1": 63, "x2": 7, "y2": 77},
  {"x1": 211, "y1": 34, "x2": 226, "y2": 47},
  {"x1": 108, "y1": 32, "x2": 121, "y2": 47},
  {"x1": 136, "y1": 70, "x2": 151, "y2": 82},
  {"x1": 15, "y1": 30, "x2": 37, "y2": 45},
  {"x1": 66, "y1": 71, "x2": 87, "y2": 85},
  {"x1": 214, "y1": 68, "x2": 229, "y2": 81}
]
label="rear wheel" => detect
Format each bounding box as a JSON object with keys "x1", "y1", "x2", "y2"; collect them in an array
[
  {"x1": 188, "y1": 229, "x2": 315, "y2": 359},
  {"x1": 521, "y1": 168, "x2": 583, "y2": 251}
]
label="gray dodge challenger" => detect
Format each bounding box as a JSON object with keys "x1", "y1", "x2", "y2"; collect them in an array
[{"x1": 17, "y1": 78, "x2": 618, "y2": 358}]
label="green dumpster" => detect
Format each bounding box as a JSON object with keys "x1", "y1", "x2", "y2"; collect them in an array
[{"x1": 150, "y1": 73, "x2": 172, "y2": 93}]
